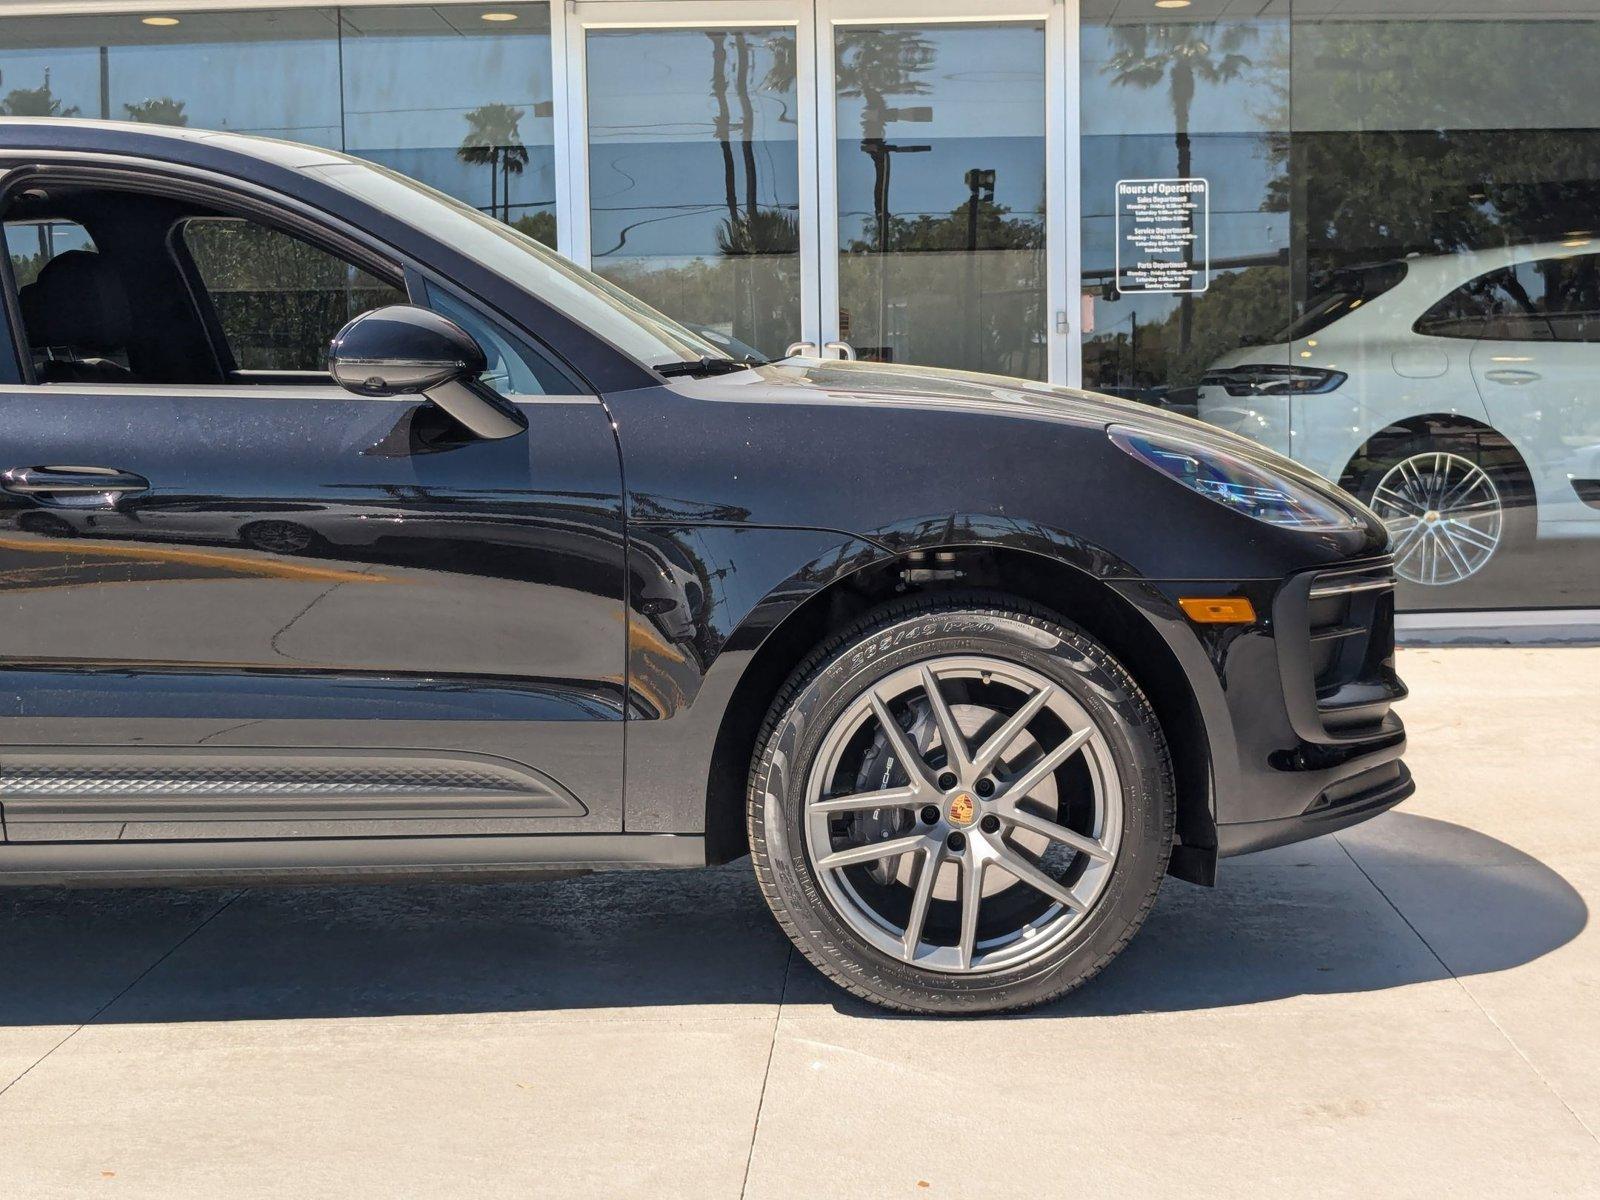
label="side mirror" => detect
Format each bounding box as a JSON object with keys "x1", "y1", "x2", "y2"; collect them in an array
[{"x1": 328, "y1": 304, "x2": 527, "y2": 441}]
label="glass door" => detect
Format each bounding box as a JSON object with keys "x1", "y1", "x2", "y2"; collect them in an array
[
  {"x1": 816, "y1": 0, "x2": 1071, "y2": 381},
  {"x1": 561, "y1": 0, "x2": 1073, "y2": 381},
  {"x1": 563, "y1": 0, "x2": 821, "y2": 361}
]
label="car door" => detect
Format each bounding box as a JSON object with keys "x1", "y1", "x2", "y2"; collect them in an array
[
  {"x1": 1465, "y1": 250, "x2": 1600, "y2": 533},
  {"x1": 0, "y1": 178, "x2": 627, "y2": 844}
]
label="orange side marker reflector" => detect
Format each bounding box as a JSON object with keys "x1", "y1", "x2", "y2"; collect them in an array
[{"x1": 1179, "y1": 596, "x2": 1257, "y2": 624}]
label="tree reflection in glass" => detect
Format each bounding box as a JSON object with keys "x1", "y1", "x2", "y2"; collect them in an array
[
  {"x1": 834, "y1": 24, "x2": 1047, "y2": 379},
  {"x1": 1104, "y1": 22, "x2": 1254, "y2": 355},
  {"x1": 586, "y1": 28, "x2": 801, "y2": 360},
  {"x1": 457, "y1": 103, "x2": 532, "y2": 225}
]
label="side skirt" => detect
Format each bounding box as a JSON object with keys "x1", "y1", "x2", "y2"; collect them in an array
[{"x1": 0, "y1": 833, "x2": 707, "y2": 888}]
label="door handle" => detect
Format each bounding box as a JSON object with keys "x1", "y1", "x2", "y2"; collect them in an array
[
  {"x1": 1, "y1": 465, "x2": 150, "y2": 496},
  {"x1": 784, "y1": 341, "x2": 818, "y2": 358},
  {"x1": 1483, "y1": 368, "x2": 1541, "y2": 385},
  {"x1": 824, "y1": 340, "x2": 857, "y2": 360}
]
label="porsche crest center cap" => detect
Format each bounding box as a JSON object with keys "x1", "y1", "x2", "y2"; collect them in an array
[{"x1": 947, "y1": 792, "x2": 977, "y2": 827}]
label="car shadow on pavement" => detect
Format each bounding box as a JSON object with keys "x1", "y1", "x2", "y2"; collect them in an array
[{"x1": 0, "y1": 813, "x2": 1585, "y2": 1024}]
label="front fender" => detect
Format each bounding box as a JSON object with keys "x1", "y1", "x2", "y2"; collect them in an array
[{"x1": 623, "y1": 523, "x2": 889, "y2": 832}]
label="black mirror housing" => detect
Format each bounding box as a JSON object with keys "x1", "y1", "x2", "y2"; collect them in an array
[{"x1": 328, "y1": 305, "x2": 526, "y2": 440}]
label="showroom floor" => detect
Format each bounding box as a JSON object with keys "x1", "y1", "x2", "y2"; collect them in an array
[{"x1": 0, "y1": 647, "x2": 1596, "y2": 1199}]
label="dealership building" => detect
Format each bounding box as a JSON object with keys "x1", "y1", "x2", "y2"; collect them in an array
[{"x1": 0, "y1": 0, "x2": 1596, "y2": 617}]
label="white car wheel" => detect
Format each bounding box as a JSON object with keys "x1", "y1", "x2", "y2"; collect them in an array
[{"x1": 1370, "y1": 451, "x2": 1503, "y2": 586}]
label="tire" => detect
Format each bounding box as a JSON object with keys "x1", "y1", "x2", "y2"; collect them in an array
[
  {"x1": 747, "y1": 594, "x2": 1175, "y2": 1015},
  {"x1": 1353, "y1": 435, "x2": 1534, "y2": 588},
  {"x1": 239, "y1": 520, "x2": 320, "y2": 555}
]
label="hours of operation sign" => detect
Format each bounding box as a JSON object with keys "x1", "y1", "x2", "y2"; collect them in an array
[{"x1": 1114, "y1": 178, "x2": 1209, "y2": 294}]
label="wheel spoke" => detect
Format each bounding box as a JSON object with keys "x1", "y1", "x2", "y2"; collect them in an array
[
  {"x1": 1389, "y1": 519, "x2": 1429, "y2": 563},
  {"x1": 867, "y1": 692, "x2": 936, "y2": 792},
  {"x1": 956, "y1": 855, "x2": 987, "y2": 970},
  {"x1": 1399, "y1": 456, "x2": 1428, "y2": 496},
  {"x1": 918, "y1": 664, "x2": 971, "y2": 775},
  {"x1": 1439, "y1": 467, "x2": 1488, "y2": 510},
  {"x1": 812, "y1": 784, "x2": 922, "y2": 814},
  {"x1": 816, "y1": 832, "x2": 928, "y2": 871},
  {"x1": 1442, "y1": 519, "x2": 1497, "y2": 553},
  {"x1": 1000, "y1": 726, "x2": 1093, "y2": 805},
  {"x1": 971, "y1": 684, "x2": 1054, "y2": 775},
  {"x1": 996, "y1": 802, "x2": 1113, "y2": 862},
  {"x1": 901, "y1": 844, "x2": 942, "y2": 961},
  {"x1": 992, "y1": 842, "x2": 1086, "y2": 912},
  {"x1": 1374, "y1": 485, "x2": 1425, "y2": 517},
  {"x1": 1434, "y1": 526, "x2": 1474, "y2": 579}
]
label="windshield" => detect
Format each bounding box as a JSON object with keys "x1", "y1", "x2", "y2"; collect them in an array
[{"x1": 306, "y1": 159, "x2": 728, "y2": 367}]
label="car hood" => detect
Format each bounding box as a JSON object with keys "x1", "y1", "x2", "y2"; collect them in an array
[{"x1": 722, "y1": 356, "x2": 1344, "y2": 492}]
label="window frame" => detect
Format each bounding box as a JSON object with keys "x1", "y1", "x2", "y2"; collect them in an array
[{"x1": 0, "y1": 156, "x2": 597, "y2": 398}]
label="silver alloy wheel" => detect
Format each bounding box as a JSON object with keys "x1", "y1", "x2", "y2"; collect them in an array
[
  {"x1": 803, "y1": 655, "x2": 1122, "y2": 975},
  {"x1": 1370, "y1": 451, "x2": 1503, "y2": 586}
]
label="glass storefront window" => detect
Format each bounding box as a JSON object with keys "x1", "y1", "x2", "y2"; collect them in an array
[
  {"x1": 834, "y1": 22, "x2": 1047, "y2": 380},
  {"x1": 0, "y1": 9, "x2": 340, "y2": 141},
  {"x1": 340, "y1": 3, "x2": 557, "y2": 245},
  {"x1": 0, "y1": 6, "x2": 555, "y2": 243},
  {"x1": 584, "y1": 26, "x2": 801, "y2": 361},
  {"x1": 1079, "y1": 5, "x2": 1290, "y2": 429},
  {"x1": 1082, "y1": 2, "x2": 1600, "y2": 613}
]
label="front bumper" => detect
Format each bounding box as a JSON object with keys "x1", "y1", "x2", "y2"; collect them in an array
[
  {"x1": 1218, "y1": 556, "x2": 1414, "y2": 855},
  {"x1": 1216, "y1": 758, "x2": 1413, "y2": 856},
  {"x1": 1116, "y1": 555, "x2": 1413, "y2": 867}
]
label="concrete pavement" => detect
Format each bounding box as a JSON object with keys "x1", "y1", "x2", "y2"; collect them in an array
[{"x1": 1, "y1": 647, "x2": 1596, "y2": 1198}]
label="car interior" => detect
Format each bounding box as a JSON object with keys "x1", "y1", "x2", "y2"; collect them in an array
[{"x1": 1, "y1": 180, "x2": 409, "y2": 388}]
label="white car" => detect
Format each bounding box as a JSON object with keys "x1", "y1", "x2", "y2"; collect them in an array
[{"x1": 1198, "y1": 240, "x2": 1600, "y2": 586}]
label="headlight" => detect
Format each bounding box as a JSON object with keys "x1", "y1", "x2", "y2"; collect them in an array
[{"x1": 1109, "y1": 425, "x2": 1360, "y2": 531}]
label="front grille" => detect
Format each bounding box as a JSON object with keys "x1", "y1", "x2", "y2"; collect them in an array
[{"x1": 1274, "y1": 557, "x2": 1408, "y2": 743}]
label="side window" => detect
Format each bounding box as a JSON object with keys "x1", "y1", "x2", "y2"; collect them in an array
[
  {"x1": 1415, "y1": 255, "x2": 1600, "y2": 343},
  {"x1": 6, "y1": 219, "x2": 95, "y2": 288},
  {"x1": 7, "y1": 219, "x2": 135, "y2": 381},
  {"x1": 181, "y1": 217, "x2": 406, "y2": 373},
  {"x1": 1533, "y1": 254, "x2": 1600, "y2": 343},
  {"x1": 422, "y1": 281, "x2": 582, "y2": 397},
  {"x1": 1414, "y1": 267, "x2": 1532, "y2": 339},
  {"x1": 1415, "y1": 280, "x2": 1485, "y2": 340}
]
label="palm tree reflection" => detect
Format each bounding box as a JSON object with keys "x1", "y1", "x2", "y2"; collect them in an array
[{"x1": 457, "y1": 102, "x2": 531, "y2": 223}]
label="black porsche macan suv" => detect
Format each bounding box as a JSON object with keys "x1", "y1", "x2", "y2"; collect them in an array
[{"x1": 0, "y1": 120, "x2": 1411, "y2": 1014}]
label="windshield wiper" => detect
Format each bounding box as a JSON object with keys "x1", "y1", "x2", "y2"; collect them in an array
[{"x1": 655, "y1": 355, "x2": 761, "y2": 378}]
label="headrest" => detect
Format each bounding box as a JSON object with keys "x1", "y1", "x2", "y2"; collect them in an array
[{"x1": 18, "y1": 250, "x2": 132, "y2": 354}]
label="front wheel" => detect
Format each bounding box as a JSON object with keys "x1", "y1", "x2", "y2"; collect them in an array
[
  {"x1": 1358, "y1": 442, "x2": 1532, "y2": 587},
  {"x1": 747, "y1": 598, "x2": 1175, "y2": 1015}
]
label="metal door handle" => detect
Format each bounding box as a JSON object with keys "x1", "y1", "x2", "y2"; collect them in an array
[
  {"x1": 1484, "y1": 368, "x2": 1541, "y2": 384},
  {"x1": 784, "y1": 341, "x2": 818, "y2": 358},
  {"x1": 824, "y1": 341, "x2": 856, "y2": 360},
  {"x1": 1, "y1": 465, "x2": 150, "y2": 495}
]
